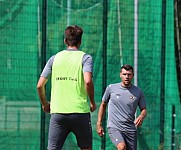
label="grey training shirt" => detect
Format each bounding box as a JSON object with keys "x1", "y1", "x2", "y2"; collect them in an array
[
  {"x1": 40, "y1": 50, "x2": 93, "y2": 78},
  {"x1": 102, "y1": 83, "x2": 146, "y2": 132}
]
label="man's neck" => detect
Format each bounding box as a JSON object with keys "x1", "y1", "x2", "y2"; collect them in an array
[{"x1": 67, "y1": 46, "x2": 79, "y2": 50}]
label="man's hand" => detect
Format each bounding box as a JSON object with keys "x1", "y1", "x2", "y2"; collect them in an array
[
  {"x1": 135, "y1": 108, "x2": 147, "y2": 127},
  {"x1": 90, "y1": 102, "x2": 96, "y2": 112},
  {"x1": 134, "y1": 115, "x2": 144, "y2": 127},
  {"x1": 42, "y1": 101, "x2": 50, "y2": 113},
  {"x1": 96, "y1": 123, "x2": 104, "y2": 137}
]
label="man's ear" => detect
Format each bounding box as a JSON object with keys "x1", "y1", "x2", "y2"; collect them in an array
[
  {"x1": 64, "y1": 39, "x2": 69, "y2": 47},
  {"x1": 64, "y1": 39, "x2": 67, "y2": 44},
  {"x1": 79, "y1": 41, "x2": 82, "y2": 46}
]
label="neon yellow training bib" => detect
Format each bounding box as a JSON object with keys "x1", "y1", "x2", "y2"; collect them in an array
[{"x1": 50, "y1": 50, "x2": 90, "y2": 113}]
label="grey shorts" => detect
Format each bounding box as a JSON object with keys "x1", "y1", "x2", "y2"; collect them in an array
[
  {"x1": 48, "y1": 113, "x2": 92, "y2": 150},
  {"x1": 108, "y1": 127, "x2": 137, "y2": 150}
]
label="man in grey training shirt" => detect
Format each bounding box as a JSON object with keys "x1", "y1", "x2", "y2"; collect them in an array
[{"x1": 96, "y1": 64, "x2": 147, "y2": 150}]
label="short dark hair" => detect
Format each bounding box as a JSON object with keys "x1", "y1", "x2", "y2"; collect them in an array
[
  {"x1": 121, "y1": 64, "x2": 134, "y2": 73},
  {"x1": 64, "y1": 25, "x2": 83, "y2": 46}
]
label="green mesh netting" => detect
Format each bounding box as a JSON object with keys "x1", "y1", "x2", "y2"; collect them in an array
[{"x1": 0, "y1": 0, "x2": 180, "y2": 150}]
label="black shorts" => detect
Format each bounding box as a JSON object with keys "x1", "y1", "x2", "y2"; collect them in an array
[{"x1": 48, "y1": 113, "x2": 92, "y2": 150}]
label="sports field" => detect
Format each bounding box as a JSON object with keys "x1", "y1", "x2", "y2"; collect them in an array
[{"x1": 0, "y1": 0, "x2": 181, "y2": 149}]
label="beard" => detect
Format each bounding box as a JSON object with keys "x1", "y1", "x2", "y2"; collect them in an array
[{"x1": 123, "y1": 80, "x2": 131, "y2": 87}]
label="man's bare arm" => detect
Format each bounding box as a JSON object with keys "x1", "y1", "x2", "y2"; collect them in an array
[
  {"x1": 84, "y1": 72, "x2": 96, "y2": 112},
  {"x1": 37, "y1": 77, "x2": 50, "y2": 113},
  {"x1": 97, "y1": 101, "x2": 107, "y2": 137}
]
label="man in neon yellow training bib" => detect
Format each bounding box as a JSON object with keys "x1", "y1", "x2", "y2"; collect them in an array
[{"x1": 37, "y1": 25, "x2": 96, "y2": 150}]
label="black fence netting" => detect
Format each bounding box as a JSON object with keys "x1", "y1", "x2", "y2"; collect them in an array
[{"x1": 0, "y1": 0, "x2": 181, "y2": 150}]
